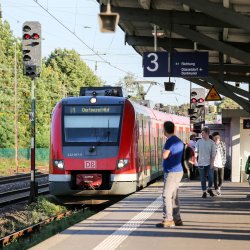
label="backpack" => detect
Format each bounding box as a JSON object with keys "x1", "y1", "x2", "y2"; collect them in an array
[{"x1": 182, "y1": 143, "x2": 193, "y2": 173}]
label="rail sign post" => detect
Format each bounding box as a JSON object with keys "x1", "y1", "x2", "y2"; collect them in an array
[
  {"x1": 171, "y1": 52, "x2": 208, "y2": 77},
  {"x1": 143, "y1": 52, "x2": 168, "y2": 77}
]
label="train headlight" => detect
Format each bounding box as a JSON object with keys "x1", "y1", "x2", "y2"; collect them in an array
[
  {"x1": 90, "y1": 97, "x2": 97, "y2": 104},
  {"x1": 117, "y1": 159, "x2": 129, "y2": 169},
  {"x1": 54, "y1": 160, "x2": 64, "y2": 169}
]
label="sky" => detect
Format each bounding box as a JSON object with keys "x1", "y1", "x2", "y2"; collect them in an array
[{"x1": 1, "y1": 0, "x2": 193, "y2": 106}]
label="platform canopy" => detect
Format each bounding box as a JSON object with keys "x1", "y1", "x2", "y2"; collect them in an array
[{"x1": 98, "y1": 0, "x2": 250, "y2": 113}]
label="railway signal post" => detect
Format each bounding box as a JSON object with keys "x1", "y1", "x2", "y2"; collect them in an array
[
  {"x1": 189, "y1": 88, "x2": 206, "y2": 134},
  {"x1": 22, "y1": 21, "x2": 42, "y2": 203}
]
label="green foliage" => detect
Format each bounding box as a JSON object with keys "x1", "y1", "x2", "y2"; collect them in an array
[
  {"x1": 0, "y1": 20, "x2": 103, "y2": 149},
  {"x1": 0, "y1": 196, "x2": 68, "y2": 239},
  {"x1": 116, "y1": 73, "x2": 142, "y2": 99},
  {"x1": 217, "y1": 97, "x2": 242, "y2": 110},
  {"x1": 45, "y1": 48, "x2": 101, "y2": 96},
  {"x1": 29, "y1": 196, "x2": 67, "y2": 219},
  {"x1": 3, "y1": 208, "x2": 94, "y2": 250}
]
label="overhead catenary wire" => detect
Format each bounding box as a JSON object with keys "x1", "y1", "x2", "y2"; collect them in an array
[
  {"x1": 32, "y1": 0, "x2": 135, "y2": 76},
  {"x1": 15, "y1": 0, "x2": 188, "y2": 102}
]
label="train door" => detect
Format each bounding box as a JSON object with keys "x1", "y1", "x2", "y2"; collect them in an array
[
  {"x1": 141, "y1": 117, "x2": 147, "y2": 186},
  {"x1": 148, "y1": 120, "x2": 152, "y2": 171},
  {"x1": 143, "y1": 117, "x2": 152, "y2": 185},
  {"x1": 155, "y1": 123, "x2": 159, "y2": 173},
  {"x1": 137, "y1": 114, "x2": 144, "y2": 187},
  {"x1": 135, "y1": 120, "x2": 140, "y2": 171},
  {"x1": 149, "y1": 124, "x2": 156, "y2": 176},
  {"x1": 150, "y1": 122, "x2": 157, "y2": 178},
  {"x1": 158, "y1": 124, "x2": 164, "y2": 174}
]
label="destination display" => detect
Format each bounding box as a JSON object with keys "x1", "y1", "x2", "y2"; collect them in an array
[
  {"x1": 171, "y1": 52, "x2": 208, "y2": 77},
  {"x1": 64, "y1": 106, "x2": 122, "y2": 114}
]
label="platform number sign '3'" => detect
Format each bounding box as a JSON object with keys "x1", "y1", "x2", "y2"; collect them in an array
[{"x1": 143, "y1": 52, "x2": 168, "y2": 77}]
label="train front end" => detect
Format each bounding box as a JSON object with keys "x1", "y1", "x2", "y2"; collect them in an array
[{"x1": 49, "y1": 87, "x2": 136, "y2": 198}]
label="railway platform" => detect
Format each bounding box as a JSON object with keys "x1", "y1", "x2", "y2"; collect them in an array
[{"x1": 30, "y1": 180, "x2": 250, "y2": 250}]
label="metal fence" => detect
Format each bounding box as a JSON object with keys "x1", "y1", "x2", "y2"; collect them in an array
[{"x1": 0, "y1": 148, "x2": 49, "y2": 163}]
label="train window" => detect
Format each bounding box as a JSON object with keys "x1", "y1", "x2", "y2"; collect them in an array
[{"x1": 64, "y1": 115, "x2": 121, "y2": 144}]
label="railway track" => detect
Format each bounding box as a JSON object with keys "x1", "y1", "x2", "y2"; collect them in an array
[
  {"x1": 0, "y1": 172, "x2": 49, "y2": 207},
  {"x1": 0, "y1": 172, "x2": 48, "y2": 185},
  {"x1": 0, "y1": 183, "x2": 49, "y2": 207},
  {"x1": 0, "y1": 198, "x2": 120, "y2": 249}
]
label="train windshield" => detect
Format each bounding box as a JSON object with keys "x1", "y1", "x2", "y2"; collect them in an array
[{"x1": 63, "y1": 105, "x2": 123, "y2": 145}]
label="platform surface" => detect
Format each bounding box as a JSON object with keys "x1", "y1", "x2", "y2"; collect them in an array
[{"x1": 30, "y1": 180, "x2": 250, "y2": 250}]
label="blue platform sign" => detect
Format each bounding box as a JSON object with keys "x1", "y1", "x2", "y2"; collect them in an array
[
  {"x1": 171, "y1": 52, "x2": 208, "y2": 77},
  {"x1": 143, "y1": 52, "x2": 168, "y2": 77}
]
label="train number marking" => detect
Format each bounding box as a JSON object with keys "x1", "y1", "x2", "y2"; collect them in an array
[{"x1": 84, "y1": 161, "x2": 96, "y2": 169}]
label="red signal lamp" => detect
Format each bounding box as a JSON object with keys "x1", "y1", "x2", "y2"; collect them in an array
[
  {"x1": 198, "y1": 98, "x2": 205, "y2": 103},
  {"x1": 191, "y1": 98, "x2": 197, "y2": 103},
  {"x1": 23, "y1": 34, "x2": 31, "y2": 40},
  {"x1": 32, "y1": 33, "x2": 40, "y2": 40}
]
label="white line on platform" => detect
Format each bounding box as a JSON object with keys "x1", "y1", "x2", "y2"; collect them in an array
[{"x1": 93, "y1": 195, "x2": 162, "y2": 250}]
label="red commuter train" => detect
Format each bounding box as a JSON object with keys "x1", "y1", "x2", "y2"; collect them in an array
[{"x1": 49, "y1": 86, "x2": 190, "y2": 199}]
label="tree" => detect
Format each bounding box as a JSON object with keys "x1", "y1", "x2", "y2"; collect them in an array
[
  {"x1": 217, "y1": 97, "x2": 242, "y2": 111},
  {"x1": 0, "y1": 20, "x2": 103, "y2": 148},
  {"x1": 0, "y1": 20, "x2": 20, "y2": 148},
  {"x1": 116, "y1": 73, "x2": 144, "y2": 100},
  {"x1": 46, "y1": 48, "x2": 101, "y2": 96}
]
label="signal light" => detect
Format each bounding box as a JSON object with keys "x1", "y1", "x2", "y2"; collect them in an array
[
  {"x1": 191, "y1": 98, "x2": 197, "y2": 103},
  {"x1": 193, "y1": 123, "x2": 202, "y2": 134},
  {"x1": 23, "y1": 50, "x2": 30, "y2": 54},
  {"x1": 190, "y1": 88, "x2": 206, "y2": 129},
  {"x1": 23, "y1": 25, "x2": 31, "y2": 32},
  {"x1": 22, "y1": 21, "x2": 41, "y2": 77},
  {"x1": 25, "y1": 65, "x2": 37, "y2": 76},
  {"x1": 23, "y1": 55, "x2": 31, "y2": 61},
  {"x1": 32, "y1": 33, "x2": 40, "y2": 39},
  {"x1": 23, "y1": 34, "x2": 31, "y2": 40}
]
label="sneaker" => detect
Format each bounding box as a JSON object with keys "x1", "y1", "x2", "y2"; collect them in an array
[
  {"x1": 174, "y1": 219, "x2": 184, "y2": 226},
  {"x1": 202, "y1": 192, "x2": 207, "y2": 198},
  {"x1": 216, "y1": 189, "x2": 221, "y2": 196},
  {"x1": 207, "y1": 189, "x2": 215, "y2": 197},
  {"x1": 156, "y1": 220, "x2": 175, "y2": 228}
]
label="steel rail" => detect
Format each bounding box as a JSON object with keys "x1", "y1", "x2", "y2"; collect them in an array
[
  {"x1": 0, "y1": 186, "x2": 49, "y2": 207},
  {"x1": 0, "y1": 210, "x2": 73, "y2": 249},
  {"x1": 0, "y1": 173, "x2": 48, "y2": 185}
]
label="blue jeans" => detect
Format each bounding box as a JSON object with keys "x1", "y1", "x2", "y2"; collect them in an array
[{"x1": 198, "y1": 165, "x2": 214, "y2": 191}]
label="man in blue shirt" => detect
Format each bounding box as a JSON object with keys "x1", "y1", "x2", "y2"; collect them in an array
[{"x1": 156, "y1": 121, "x2": 184, "y2": 228}]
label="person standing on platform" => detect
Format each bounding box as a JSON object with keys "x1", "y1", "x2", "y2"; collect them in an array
[
  {"x1": 212, "y1": 131, "x2": 226, "y2": 196},
  {"x1": 156, "y1": 121, "x2": 184, "y2": 228},
  {"x1": 188, "y1": 134, "x2": 197, "y2": 179},
  {"x1": 195, "y1": 127, "x2": 216, "y2": 198},
  {"x1": 189, "y1": 134, "x2": 196, "y2": 151}
]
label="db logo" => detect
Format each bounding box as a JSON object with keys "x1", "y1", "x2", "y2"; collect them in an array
[{"x1": 84, "y1": 161, "x2": 96, "y2": 169}]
